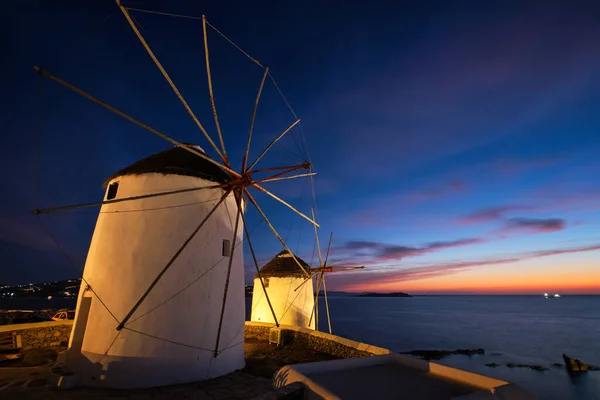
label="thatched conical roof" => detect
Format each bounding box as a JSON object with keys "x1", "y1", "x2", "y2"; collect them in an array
[
  {"x1": 255, "y1": 250, "x2": 310, "y2": 278},
  {"x1": 104, "y1": 144, "x2": 229, "y2": 188}
]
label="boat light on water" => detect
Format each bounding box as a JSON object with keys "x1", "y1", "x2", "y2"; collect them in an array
[{"x1": 544, "y1": 293, "x2": 561, "y2": 298}]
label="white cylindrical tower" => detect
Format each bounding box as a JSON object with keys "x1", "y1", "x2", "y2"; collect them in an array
[
  {"x1": 250, "y1": 250, "x2": 315, "y2": 329},
  {"x1": 66, "y1": 144, "x2": 245, "y2": 388}
]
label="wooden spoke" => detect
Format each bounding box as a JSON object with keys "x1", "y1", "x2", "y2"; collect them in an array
[
  {"x1": 309, "y1": 272, "x2": 323, "y2": 329},
  {"x1": 248, "y1": 163, "x2": 310, "y2": 174},
  {"x1": 244, "y1": 189, "x2": 311, "y2": 278},
  {"x1": 117, "y1": 188, "x2": 233, "y2": 331},
  {"x1": 240, "y1": 192, "x2": 279, "y2": 327},
  {"x1": 243, "y1": 67, "x2": 269, "y2": 172},
  {"x1": 32, "y1": 185, "x2": 224, "y2": 215},
  {"x1": 247, "y1": 119, "x2": 300, "y2": 171},
  {"x1": 33, "y1": 67, "x2": 240, "y2": 178},
  {"x1": 213, "y1": 190, "x2": 242, "y2": 356},
  {"x1": 294, "y1": 271, "x2": 319, "y2": 292},
  {"x1": 252, "y1": 165, "x2": 307, "y2": 183},
  {"x1": 258, "y1": 172, "x2": 316, "y2": 183},
  {"x1": 312, "y1": 209, "x2": 323, "y2": 268},
  {"x1": 116, "y1": 1, "x2": 226, "y2": 163},
  {"x1": 250, "y1": 182, "x2": 319, "y2": 228},
  {"x1": 324, "y1": 232, "x2": 333, "y2": 267},
  {"x1": 202, "y1": 15, "x2": 228, "y2": 163},
  {"x1": 322, "y1": 274, "x2": 332, "y2": 334}
]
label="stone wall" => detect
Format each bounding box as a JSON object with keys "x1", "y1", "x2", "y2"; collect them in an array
[
  {"x1": 244, "y1": 321, "x2": 270, "y2": 341},
  {"x1": 244, "y1": 321, "x2": 390, "y2": 358},
  {"x1": 2, "y1": 319, "x2": 387, "y2": 358},
  {"x1": 0, "y1": 321, "x2": 73, "y2": 350}
]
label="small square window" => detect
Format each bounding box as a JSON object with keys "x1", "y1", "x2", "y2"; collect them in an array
[
  {"x1": 222, "y1": 239, "x2": 231, "y2": 257},
  {"x1": 106, "y1": 182, "x2": 119, "y2": 200}
]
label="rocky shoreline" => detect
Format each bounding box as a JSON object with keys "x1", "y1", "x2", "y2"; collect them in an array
[{"x1": 404, "y1": 348, "x2": 600, "y2": 373}]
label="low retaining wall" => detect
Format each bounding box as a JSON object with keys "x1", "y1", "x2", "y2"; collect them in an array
[
  {"x1": 245, "y1": 321, "x2": 390, "y2": 358},
  {"x1": 0, "y1": 320, "x2": 73, "y2": 350},
  {"x1": 1, "y1": 319, "x2": 387, "y2": 358}
]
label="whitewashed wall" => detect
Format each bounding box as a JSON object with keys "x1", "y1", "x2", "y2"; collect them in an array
[
  {"x1": 68, "y1": 173, "x2": 244, "y2": 388},
  {"x1": 251, "y1": 276, "x2": 315, "y2": 329}
]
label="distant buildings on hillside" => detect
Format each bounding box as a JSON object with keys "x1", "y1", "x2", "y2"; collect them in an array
[
  {"x1": 1, "y1": 279, "x2": 82, "y2": 299},
  {"x1": 1, "y1": 279, "x2": 256, "y2": 299}
]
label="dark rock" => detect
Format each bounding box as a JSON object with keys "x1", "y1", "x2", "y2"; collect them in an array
[
  {"x1": 485, "y1": 363, "x2": 501, "y2": 367},
  {"x1": 530, "y1": 365, "x2": 548, "y2": 371},
  {"x1": 563, "y1": 353, "x2": 589, "y2": 373},
  {"x1": 403, "y1": 348, "x2": 484, "y2": 360},
  {"x1": 505, "y1": 363, "x2": 548, "y2": 371},
  {"x1": 552, "y1": 362, "x2": 563, "y2": 367}
]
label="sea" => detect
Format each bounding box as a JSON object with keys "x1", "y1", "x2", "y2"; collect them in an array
[
  {"x1": 305, "y1": 295, "x2": 600, "y2": 400},
  {"x1": 3, "y1": 295, "x2": 599, "y2": 399}
]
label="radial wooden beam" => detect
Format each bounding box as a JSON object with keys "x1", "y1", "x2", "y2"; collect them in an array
[
  {"x1": 313, "y1": 266, "x2": 365, "y2": 273},
  {"x1": 250, "y1": 182, "x2": 319, "y2": 228},
  {"x1": 213, "y1": 190, "x2": 242, "y2": 357},
  {"x1": 309, "y1": 272, "x2": 323, "y2": 329},
  {"x1": 247, "y1": 119, "x2": 300, "y2": 171},
  {"x1": 294, "y1": 271, "x2": 319, "y2": 292},
  {"x1": 240, "y1": 192, "x2": 279, "y2": 327},
  {"x1": 117, "y1": 188, "x2": 233, "y2": 331},
  {"x1": 324, "y1": 232, "x2": 333, "y2": 267},
  {"x1": 248, "y1": 163, "x2": 310, "y2": 174},
  {"x1": 115, "y1": 1, "x2": 226, "y2": 163},
  {"x1": 257, "y1": 172, "x2": 316, "y2": 183},
  {"x1": 243, "y1": 67, "x2": 269, "y2": 172},
  {"x1": 312, "y1": 208, "x2": 323, "y2": 268},
  {"x1": 202, "y1": 15, "x2": 228, "y2": 163},
  {"x1": 33, "y1": 66, "x2": 240, "y2": 178},
  {"x1": 322, "y1": 273, "x2": 332, "y2": 334},
  {"x1": 252, "y1": 165, "x2": 308, "y2": 184},
  {"x1": 31, "y1": 184, "x2": 224, "y2": 215},
  {"x1": 244, "y1": 189, "x2": 311, "y2": 278}
]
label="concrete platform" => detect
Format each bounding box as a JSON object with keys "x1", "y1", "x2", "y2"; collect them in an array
[{"x1": 274, "y1": 353, "x2": 537, "y2": 400}]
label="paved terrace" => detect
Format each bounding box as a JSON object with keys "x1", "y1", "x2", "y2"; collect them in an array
[{"x1": 0, "y1": 321, "x2": 389, "y2": 399}]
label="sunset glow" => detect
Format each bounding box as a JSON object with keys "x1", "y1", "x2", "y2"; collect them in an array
[{"x1": 2, "y1": 2, "x2": 600, "y2": 296}]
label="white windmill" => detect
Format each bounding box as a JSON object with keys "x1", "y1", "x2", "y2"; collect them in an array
[
  {"x1": 31, "y1": 1, "x2": 319, "y2": 389},
  {"x1": 251, "y1": 208, "x2": 365, "y2": 333}
]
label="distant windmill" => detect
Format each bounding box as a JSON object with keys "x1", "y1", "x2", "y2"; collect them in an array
[{"x1": 304, "y1": 209, "x2": 365, "y2": 333}]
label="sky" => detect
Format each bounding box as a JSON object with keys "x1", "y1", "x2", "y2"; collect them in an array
[{"x1": 2, "y1": 0, "x2": 599, "y2": 294}]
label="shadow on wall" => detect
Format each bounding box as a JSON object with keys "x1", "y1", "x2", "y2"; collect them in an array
[
  {"x1": 291, "y1": 306, "x2": 311, "y2": 328},
  {"x1": 70, "y1": 352, "x2": 213, "y2": 389},
  {"x1": 273, "y1": 367, "x2": 291, "y2": 389}
]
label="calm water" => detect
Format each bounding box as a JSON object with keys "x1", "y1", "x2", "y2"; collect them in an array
[
  {"x1": 302, "y1": 295, "x2": 600, "y2": 400},
  {"x1": 3, "y1": 296, "x2": 599, "y2": 399}
]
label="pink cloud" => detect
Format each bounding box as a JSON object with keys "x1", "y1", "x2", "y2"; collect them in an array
[
  {"x1": 492, "y1": 217, "x2": 566, "y2": 237},
  {"x1": 329, "y1": 243, "x2": 600, "y2": 291},
  {"x1": 458, "y1": 205, "x2": 531, "y2": 225},
  {"x1": 407, "y1": 179, "x2": 468, "y2": 201},
  {"x1": 493, "y1": 156, "x2": 563, "y2": 175},
  {"x1": 332, "y1": 237, "x2": 485, "y2": 264}
]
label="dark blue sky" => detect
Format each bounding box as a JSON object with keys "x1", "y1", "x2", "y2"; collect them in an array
[{"x1": 2, "y1": 0, "x2": 600, "y2": 293}]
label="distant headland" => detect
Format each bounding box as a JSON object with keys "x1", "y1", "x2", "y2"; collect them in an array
[{"x1": 356, "y1": 292, "x2": 412, "y2": 297}]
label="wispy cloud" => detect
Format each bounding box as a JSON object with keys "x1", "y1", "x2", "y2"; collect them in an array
[
  {"x1": 458, "y1": 206, "x2": 530, "y2": 225},
  {"x1": 331, "y1": 243, "x2": 600, "y2": 291},
  {"x1": 407, "y1": 179, "x2": 468, "y2": 201},
  {"x1": 334, "y1": 237, "x2": 484, "y2": 263},
  {"x1": 493, "y1": 156, "x2": 563, "y2": 175},
  {"x1": 502, "y1": 217, "x2": 565, "y2": 234}
]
